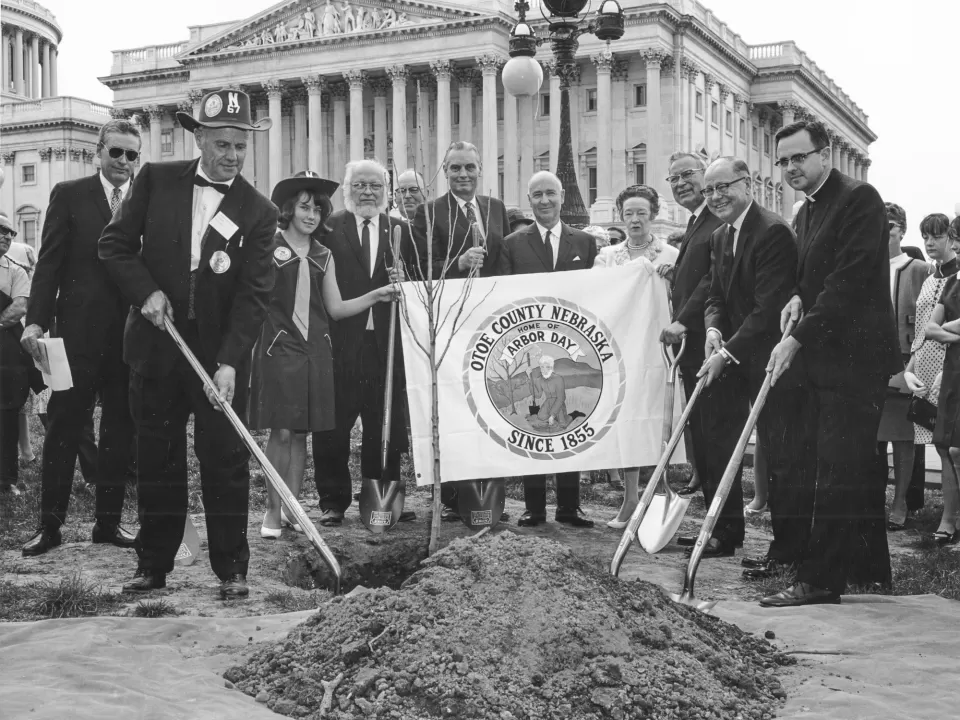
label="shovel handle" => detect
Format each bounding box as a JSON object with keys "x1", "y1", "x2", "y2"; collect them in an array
[
  {"x1": 660, "y1": 338, "x2": 686, "y2": 452},
  {"x1": 162, "y1": 317, "x2": 342, "y2": 592},
  {"x1": 381, "y1": 226, "x2": 402, "y2": 469}
]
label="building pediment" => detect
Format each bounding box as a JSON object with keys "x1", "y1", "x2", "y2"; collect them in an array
[{"x1": 184, "y1": 0, "x2": 487, "y2": 57}]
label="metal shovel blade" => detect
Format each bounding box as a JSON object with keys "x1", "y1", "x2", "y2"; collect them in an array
[
  {"x1": 174, "y1": 514, "x2": 201, "y2": 567},
  {"x1": 457, "y1": 479, "x2": 506, "y2": 530},
  {"x1": 359, "y1": 478, "x2": 406, "y2": 534},
  {"x1": 637, "y1": 485, "x2": 691, "y2": 554},
  {"x1": 669, "y1": 590, "x2": 718, "y2": 614}
]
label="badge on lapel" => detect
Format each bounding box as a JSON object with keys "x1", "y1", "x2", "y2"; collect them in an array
[
  {"x1": 210, "y1": 250, "x2": 231, "y2": 274},
  {"x1": 274, "y1": 246, "x2": 292, "y2": 262}
]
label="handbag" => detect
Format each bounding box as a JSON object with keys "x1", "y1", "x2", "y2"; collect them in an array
[{"x1": 907, "y1": 395, "x2": 937, "y2": 432}]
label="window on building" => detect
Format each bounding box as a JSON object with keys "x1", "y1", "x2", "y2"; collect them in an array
[
  {"x1": 540, "y1": 93, "x2": 550, "y2": 117},
  {"x1": 695, "y1": 91, "x2": 703, "y2": 118},
  {"x1": 161, "y1": 129, "x2": 173, "y2": 154},
  {"x1": 752, "y1": 124, "x2": 759, "y2": 150},
  {"x1": 764, "y1": 131, "x2": 771, "y2": 156},
  {"x1": 739, "y1": 118, "x2": 746, "y2": 143},
  {"x1": 634, "y1": 84, "x2": 647, "y2": 107},
  {"x1": 452, "y1": 100, "x2": 460, "y2": 126},
  {"x1": 725, "y1": 110, "x2": 733, "y2": 135},
  {"x1": 634, "y1": 163, "x2": 646, "y2": 185},
  {"x1": 21, "y1": 165, "x2": 36, "y2": 185},
  {"x1": 710, "y1": 101, "x2": 718, "y2": 127},
  {"x1": 588, "y1": 167, "x2": 598, "y2": 205},
  {"x1": 586, "y1": 88, "x2": 598, "y2": 112},
  {"x1": 496, "y1": 97, "x2": 504, "y2": 121},
  {"x1": 22, "y1": 219, "x2": 37, "y2": 246}
]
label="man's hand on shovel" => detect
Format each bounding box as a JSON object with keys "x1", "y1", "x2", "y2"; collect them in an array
[{"x1": 206, "y1": 364, "x2": 236, "y2": 411}]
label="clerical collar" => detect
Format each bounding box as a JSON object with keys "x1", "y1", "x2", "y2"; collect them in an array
[
  {"x1": 805, "y1": 171, "x2": 830, "y2": 202},
  {"x1": 196, "y1": 165, "x2": 235, "y2": 189}
]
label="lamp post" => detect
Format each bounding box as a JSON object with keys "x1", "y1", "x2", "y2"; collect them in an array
[{"x1": 501, "y1": 0, "x2": 624, "y2": 226}]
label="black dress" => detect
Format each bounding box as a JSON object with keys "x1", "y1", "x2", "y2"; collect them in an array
[
  {"x1": 933, "y1": 273, "x2": 960, "y2": 448},
  {"x1": 248, "y1": 233, "x2": 335, "y2": 432}
]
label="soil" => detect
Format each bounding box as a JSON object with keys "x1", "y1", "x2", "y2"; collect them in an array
[{"x1": 225, "y1": 532, "x2": 794, "y2": 720}]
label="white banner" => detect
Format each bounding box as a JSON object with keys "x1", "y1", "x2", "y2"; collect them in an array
[{"x1": 399, "y1": 263, "x2": 685, "y2": 485}]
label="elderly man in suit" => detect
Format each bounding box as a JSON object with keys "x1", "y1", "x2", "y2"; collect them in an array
[
  {"x1": 99, "y1": 89, "x2": 277, "y2": 598},
  {"x1": 764, "y1": 120, "x2": 901, "y2": 606},
  {"x1": 696, "y1": 157, "x2": 810, "y2": 570},
  {"x1": 390, "y1": 169, "x2": 425, "y2": 222},
  {"x1": 412, "y1": 141, "x2": 510, "y2": 520},
  {"x1": 498, "y1": 170, "x2": 596, "y2": 528},
  {"x1": 313, "y1": 159, "x2": 414, "y2": 527},
  {"x1": 19, "y1": 119, "x2": 142, "y2": 557}
]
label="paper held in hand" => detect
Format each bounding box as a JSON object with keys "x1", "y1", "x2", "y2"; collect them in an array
[{"x1": 33, "y1": 338, "x2": 73, "y2": 391}]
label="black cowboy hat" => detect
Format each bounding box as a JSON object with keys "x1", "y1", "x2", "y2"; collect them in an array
[
  {"x1": 176, "y1": 88, "x2": 272, "y2": 133},
  {"x1": 271, "y1": 171, "x2": 340, "y2": 207}
]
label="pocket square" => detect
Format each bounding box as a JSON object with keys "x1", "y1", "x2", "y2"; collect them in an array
[{"x1": 572, "y1": 255, "x2": 581, "y2": 261}]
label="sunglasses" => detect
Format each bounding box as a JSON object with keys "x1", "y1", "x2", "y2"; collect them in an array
[
  {"x1": 0, "y1": 226, "x2": 17, "y2": 238},
  {"x1": 107, "y1": 147, "x2": 140, "y2": 162}
]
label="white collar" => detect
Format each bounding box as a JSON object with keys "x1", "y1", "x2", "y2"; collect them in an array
[
  {"x1": 196, "y1": 164, "x2": 236, "y2": 189},
  {"x1": 355, "y1": 212, "x2": 380, "y2": 228},
  {"x1": 890, "y1": 253, "x2": 910, "y2": 269},
  {"x1": 805, "y1": 171, "x2": 830, "y2": 202},
  {"x1": 535, "y1": 220, "x2": 562, "y2": 239},
  {"x1": 453, "y1": 194, "x2": 477, "y2": 209},
  {"x1": 691, "y1": 200, "x2": 708, "y2": 221},
  {"x1": 730, "y1": 201, "x2": 753, "y2": 233},
  {"x1": 99, "y1": 171, "x2": 130, "y2": 198}
]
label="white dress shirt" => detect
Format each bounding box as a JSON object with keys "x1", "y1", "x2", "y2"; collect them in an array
[
  {"x1": 706, "y1": 201, "x2": 753, "y2": 365},
  {"x1": 455, "y1": 195, "x2": 485, "y2": 239},
  {"x1": 99, "y1": 171, "x2": 130, "y2": 207},
  {"x1": 689, "y1": 200, "x2": 708, "y2": 226},
  {"x1": 535, "y1": 220, "x2": 562, "y2": 269},
  {"x1": 889, "y1": 252, "x2": 911, "y2": 299},
  {"x1": 354, "y1": 212, "x2": 380, "y2": 330},
  {"x1": 190, "y1": 166, "x2": 234, "y2": 272}
]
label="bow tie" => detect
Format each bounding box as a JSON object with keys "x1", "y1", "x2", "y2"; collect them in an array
[{"x1": 193, "y1": 175, "x2": 230, "y2": 194}]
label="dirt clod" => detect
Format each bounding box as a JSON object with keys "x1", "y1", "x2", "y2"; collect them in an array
[{"x1": 226, "y1": 533, "x2": 793, "y2": 719}]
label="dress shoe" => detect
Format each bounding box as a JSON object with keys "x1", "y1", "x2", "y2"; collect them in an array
[
  {"x1": 741, "y1": 555, "x2": 775, "y2": 569},
  {"x1": 399, "y1": 510, "x2": 416, "y2": 523},
  {"x1": 122, "y1": 569, "x2": 166, "y2": 592},
  {"x1": 677, "y1": 485, "x2": 699, "y2": 496},
  {"x1": 220, "y1": 573, "x2": 249, "y2": 599},
  {"x1": 280, "y1": 509, "x2": 303, "y2": 533},
  {"x1": 440, "y1": 505, "x2": 461, "y2": 522},
  {"x1": 91, "y1": 521, "x2": 136, "y2": 548},
  {"x1": 319, "y1": 509, "x2": 344, "y2": 526},
  {"x1": 260, "y1": 512, "x2": 282, "y2": 539},
  {"x1": 555, "y1": 506, "x2": 594, "y2": 528},
  {"x1": 759, "y1": 582, "x2": 840, "y2": 608},
  {"x1": 517, "y1": 510, "x2": 547, "y2": 527},
  {"x1": 22, "y1": 527, "x2": 62, "y2": 557},
  {"x1": 686, "y1": 537, "x2": 734, "y2": 558},
  {"x1": 934, "y1": 529, "x2": 960, "y2": 546},
  {"x1": 500, "y1": 511, "x2": 510, "y2": 522},
  {"x1": 742, "y1": 559, "x2": 794, "y2": 580}
]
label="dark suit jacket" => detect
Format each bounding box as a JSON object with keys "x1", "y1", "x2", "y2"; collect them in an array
[
  {"x1": 671, "y1": 207, "x2": 724, "y2": 368},
  {"x1": 704, "y1": 202, "x2": 799, "y2": 384},
  {"x1": 412, "y1": 192, "x2": 509, "y2": 280},
  {"x1": 791, "y1": 169, "x2": 901, "y2": 386},
  {"x1": 323, "y1": 209, "x2": 406, "y2": 372},
  {"x1": 889, "y1": 258, "x2": 931, "y2": 390},
  {"x1": 498, "y1": 221, "x2": 598, "y2": 276},
  {"x1": 26, "y1": 173, "x2": 128, "y2": 368},
  {"x1": 99, "y1": 159, "x2": 278, "y2": 385}
]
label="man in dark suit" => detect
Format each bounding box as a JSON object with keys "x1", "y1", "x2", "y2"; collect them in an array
[
  {"x1": 99, "y1": 89, "x2": 277, "y2": 598},
  {"x1": 411, "y1": 141, "x2": 510, "y2": 520},
  {"x1": 697, "y1": 157, "x2": 810, "y2": 568},
  {"x1": 498, "y1": 170, "x2": 597, "y2": 528},
  {"x1": 19, "y1": 119, "x2": 142, "y2": 557},
  {"x1": 313, "y1": 159, "x2": 413, "y2": 527},
  {"x1": 764, "y1": 120, "x2": 901, "y2": 606}
]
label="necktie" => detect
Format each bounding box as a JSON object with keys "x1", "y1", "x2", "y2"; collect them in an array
[
  {"x1": 686, "y1": 214, "x2": 696, "y2": 235},
  {"x1": 360, "y1": 220, "x2": 371, "y2": 277},
  {"x1": 293, "y1": 254, "x2": 310, "y2": 340},
  {"x1": 465, "y1": 202, "x2": 481, "y2": 247},
  {"x1": 193, "y1": 175, "x2": 230, "y2": 194},
  {"x1": 544, "y1": 229, "x2": 555, "y2": 270},
  {"x1": 721, "y1": 225, "x2": 735, "y2": 283},
  {"x1": 110, "y1": 187, "x2": 122, "y2": 215}
]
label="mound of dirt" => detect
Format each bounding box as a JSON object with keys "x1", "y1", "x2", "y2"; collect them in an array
[{"x1": 225, "y1": 533, "x2": 792, "y2": 719}]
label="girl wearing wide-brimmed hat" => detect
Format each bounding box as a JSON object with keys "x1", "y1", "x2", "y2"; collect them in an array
[{"x1": 249, "y1": 171, "x2": 397, "y2": 538}]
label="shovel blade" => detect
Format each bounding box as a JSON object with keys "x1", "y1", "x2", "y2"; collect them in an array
[
  {"x1": 457, "y1": 480, "x2": 505, "y2": 530},
  {"x1": 637, "y1": 492, "x2": 692, "y2": 554},
  {"x1": 358, "y1": 477, "x2": 406, "y2": 534},
  {"x1": 174, "y1": 515, "x2": 201, "y2": 567},
  {"x1": 669, "y1": 592, "x2": 718, "y2": 614}
]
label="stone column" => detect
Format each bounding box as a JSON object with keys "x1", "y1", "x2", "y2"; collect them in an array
[
  {"x1": 589, "y1": 53, "x2": 614, "y2": 221},
  {"x1": 321, "y1": 94, "x2": 332, "y2": 178},
  {"x1": 303, "y1": 76, "x2": 324, "y2": 173},
  {"x1": 38, "y1": 147, "x2": 51, "y2": 201},
  {"x1": 717, "y1": 84, "x2": 730, "y2": 157},
  {"x1": 50, "y1": 46, "x2": 58, "y2": 96},
  {"x1": 13, "y1": 28, "x2": 23, "y2": 96},
  {"x1": 644, "y1": 51, "x2": 664, "y2": 198},
  {"x1": 518, "y1": 94, "x2": 535, "y2": 196},
  {"x1": 476, "y1": 54, "x2": 502, "y2": 198},
  {"x1": 30, "y1": 33, "x2": 39, "y2": 98},
  {"x1": 684, "y1": 62, "x2": 698, "y2": 154},
  {"x1": 862, "y1": 158, "x2": 870, "y2": 183},
  {"x1": 330, "y1": 81, "x2": 348, "y2": 183},
  {"x1": 674, "y1": 51, "x2": 685, "y2": 161},
  {"x1": 41, "y1": 41, "x2": 50, "y2": 97},
  {"x1": 838, "y1": 144, "x2": 848, "y2": 177},
  {"x1": 291, "y1": 88, "x2": 308, "y2": 172},
  {"x1": 830, "y1": 133, "x2": 842, "y2": 171},
  {"x1": 1, "y1": 34, "x2": 8, "y2": 92},
  {"x1": 431, "y1": 60, "x2": 452, "y2": 196},
  {"x1": 188, "y1": 89, "x2": 204, "y2": 159},
  {"x1": 454, "y1": 67, "x2": 474, "y2": 144},
  {"x1": 68, "y1": 147, "x2": 82, "y2": 180},
  {"x1": 252, "y1": 97, "x2": 270, "y2": 190},
  {"x1": 610, "y1": 57, "x2": 629, "y2": 196},
  {"x1": 502, "y1": 89, "x2": 518, "y2": 209},
  {"x1": 146, "y1": 105, "x2": 164, "y2": 163},
  {"x1": 175, "y1": 102, "x2": 190, "y2": 161},
  {"x1": 702, "y1": 73, "x2": 715, "y2": 156},
  {"x1": 386, "y1": 65, "x2": 408, "y2": 177},
  {"x1": 847, "y1": 151, "x2": 856, "y2": 178},
  {"x1": 732, "y1": 94, "x2": 744, "y2": 161},
  {"x1": 265, "y1": 79, "x2": 284, "y2": 191},
  {"x1": 344, "y1": 70, "x2": 366, "y2": 162},
  {"x1": 544, "y1": 62, "x2": 561, "y2": 173},
  {"x1": 371, "y1": 79, "x2": 388, "y2": 175},
  {"x1": 777, "y1": 102, "x2": 798, "y2": 213}
]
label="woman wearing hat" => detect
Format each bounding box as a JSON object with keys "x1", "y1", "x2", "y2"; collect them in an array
[{"x1": 250, "y1": 171, "x2": 397, "y2": 538}]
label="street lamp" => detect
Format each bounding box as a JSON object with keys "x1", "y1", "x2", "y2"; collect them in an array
[{"x1": 501, "y1": 0, "x2": 624, "y2": 225}]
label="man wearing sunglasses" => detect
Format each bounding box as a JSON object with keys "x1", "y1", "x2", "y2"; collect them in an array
[
  {"x1": 762, "y1": 119, "x2": 900, "y2": 607},
  {"x1": 20, "y1": 119, "x2": 142, "y2": 558}
]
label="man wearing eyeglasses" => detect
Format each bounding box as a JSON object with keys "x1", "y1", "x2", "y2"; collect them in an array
[
  {"x1": 19, "y1": 119, "x2": 142, "y2": 558},
  {"x1": 391, "y1": 169, "x2": 425, "y2": 222},
  {"x1": 312, "y1": 159, "x2": 415, "y2": 527},
  {"x1": 762, "y1": 120, "x2": 901, "y2": 607}
]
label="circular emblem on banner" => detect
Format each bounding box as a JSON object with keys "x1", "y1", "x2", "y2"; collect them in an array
[
  {"x1": 274, "y1": 246, "x2": 292, "y2": 262},
  {"x1": 204, "y1": 94, "x2": 223, "y2": 117},
  {"x1": 462, "y1": 297, "x2": 626, "y2": 460},
  {"x1": 209, "y1": 250, "x2": 231, "y2": 274}
]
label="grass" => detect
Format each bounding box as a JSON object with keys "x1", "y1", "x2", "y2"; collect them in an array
[
  {"x1": 131, "y1": 598, "x2": 181, "y2": 618},
  {"x1": 264, "y1": 588, "x2": 331, "y2": 612},
  {"x1": 0, "y1": 572, "x2": 125, "y2": 621}
]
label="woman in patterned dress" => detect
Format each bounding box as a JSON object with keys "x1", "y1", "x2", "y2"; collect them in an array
[
  {"x1": 251, "y1": 172, "x2": 397, "y2": 538},
  {"x1": 593, "y1": 185, "x2": 678, "y2": 528},
  {"x1": 903, "y1": 214, "x2": 959, "y2": 541}
]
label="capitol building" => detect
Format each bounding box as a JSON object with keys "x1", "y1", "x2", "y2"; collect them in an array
[{"x1": 3, "y1": 0, "x2": 876, "y2": 239}]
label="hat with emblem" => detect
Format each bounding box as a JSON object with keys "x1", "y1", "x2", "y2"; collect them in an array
[
  {"x1": 271, "y1": 171, "x2": 340, "y2": 207},
  {"x1": 177, "y1": 88, "x2": 272, "y2": 133}
]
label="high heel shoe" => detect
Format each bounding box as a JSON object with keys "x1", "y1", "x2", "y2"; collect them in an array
[
  {"x1": 281, "y1": 509, "x2": 303, "y2": 533},
  {"x1": 606, "y1": 518, "x2": 628, "y2": 529},
  {"x1": 933, "y1": 529, "x2": 959, "y2": 546},
  {"x1": 260, "y1": 512, "x2": 281, "y2": 539},
  {"x1": 744, "y1": 503, "x2": 769, "y2": 517}
]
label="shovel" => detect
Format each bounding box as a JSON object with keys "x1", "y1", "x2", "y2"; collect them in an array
[
  {"x1": 162, "y1": 317, "x2": 342, "y2": 593},
  {"x1": 670, "y1": 323, "x2": 794, "y2": 613},
  {"x1": 359, "y1": 226, "x2": 406, "y2": 533},
  {"x1": 637, "y1": 339, "x2": 693, "y2": 553}
]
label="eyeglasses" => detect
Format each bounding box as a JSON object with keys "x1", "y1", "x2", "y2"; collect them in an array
[
  {"x1": 700, "y1": 176, "x2": 749, "y2": 199},
  {"x1": 107, "y1": 147, "x2": 140, "y2": 162},
  {"x1": 395, "y1": 186, "x2": 422, "y2": 196},
  {"x1": 351, "y1": 182, "x2": 384, "y2": 193},
  {"x1": 774, "y1": 148, "x2": 823, "y2": 170},
  {"x1": 665, "y1": 169, "x2": 702, "y2": 185},
  {"x1": 0, "y1": 226, "x2": 17, "y2": 238}
]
